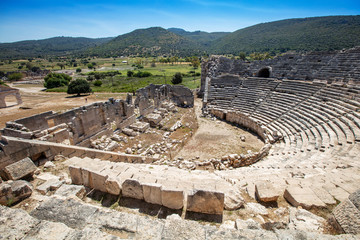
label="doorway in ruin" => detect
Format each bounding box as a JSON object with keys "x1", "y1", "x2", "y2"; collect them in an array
[
  {"x1": 257, "y1": 67, "x2": 271, "y2": 78},
  {"x1": 4, "y1": 94, "x2": 18, "y2": 107}
]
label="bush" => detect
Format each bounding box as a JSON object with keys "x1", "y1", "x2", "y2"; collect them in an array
[
  {"x1": 76, "y1": 68, "x2": 82, "y2": 73},
  {"x1": 127, "y1": 70, "x2": 134, "y2": 77},
  {"x1": 171, "y1": 72, "x2": 183, "y2": 84},
  {"x1": 44, "y1": 73, "x2": 71, "y2": 89},
  {"x1": 93, "y1": 80, "x2": 102, "y2": 87},
  {"x1": 67, "y1": 79, "x2": 92, "y2": 96},
  {"x1": 8, "y1": 72, "x2": 23, "y2": 81},
  {"x1": 133, "y1": 71, "x2": 152, "y2": 78}
]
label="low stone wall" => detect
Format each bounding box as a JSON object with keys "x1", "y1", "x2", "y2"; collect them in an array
[{"x1": 0, "y1": 136, "x2": 156, "y2": 170}]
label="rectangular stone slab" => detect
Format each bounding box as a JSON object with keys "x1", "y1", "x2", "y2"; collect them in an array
[
  {"x1": 122, "y1": 179, "x2": 143, "y2": 200},
  {"x1": 284, "y1": 186, "x2": 326, "y2": 209},
  {"x1": 255, "y1": 181, "x2": 279, "y2": 202},
  {"x1": 186, "y1": 189, "x2": 224, "y2": 215},
  {"x1": 3, "y1": 157, "x2": 37, "y2": 180},
  {"x1": 333, "y1": 198, "x2": 360, "y2": 234},
  {"x1": 161, "y1": 186, "x2": 183, "y2": 210},
  {"x1": 143, "y1": 183, "x2": 162, "y2": 205}
]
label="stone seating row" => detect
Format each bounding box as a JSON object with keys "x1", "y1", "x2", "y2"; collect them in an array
[{"x1": 65, "y1": 157, "x2": 233, "y2": 215}]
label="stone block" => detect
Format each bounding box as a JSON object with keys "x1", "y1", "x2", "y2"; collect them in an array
[
  {"x1": 161, "y1": 186, "x2": 184, "y2": 209},
  {"x1": 0, "y1": 180, "x2": 33, "y2": 206},
  {"x1": 88, "y1": 170, "x2": 108, "y2": 193},
  {"x1": 349, "y1": 188, "x2": 360, "y2": 210},
  {"x1": 186, "y1": 189, "x2": 224, "y2": 215},
  {"x1": 3, "y1": 157, "x2": 37, "y2": 180},
  {"x1": 143, "y1": 183, "x2": 162, "y2": 205},
  {"x1": 68, "y1": 165, "x2": 83, "y2": 185},
  {"x1": 144, "y1": 113, "x2": 162, "y2": 127},
  {"x1": 332, "y1": 198, "x2": 360, "y2": 234},
  {"x1": 36, "y1": 179, "x2": 64, "y2": 195},
  {"x1": 224, "y1": 189, "x2": 245, "y2": 210},
  {"x1": 129, "y1": 122, "x2": 150, "y2": 132},
  {"x1": 122, "y1": 179, "x2": 143, "y2": 200},
  {"x1": 255, "y1": 181, "x2": 279, "y2": 202},
  {"x1": 105, "y1": 177, "x2": 121, "y2": 195},
  {"x1": 284, "y1": 187, "x2": 326, "y2": 209},
  {"x1": 122, "y1": 128, "x2": 138, "y2": 136},
  {"x1": 55, "y1": 184, "x2": 86, "y2": 198}
]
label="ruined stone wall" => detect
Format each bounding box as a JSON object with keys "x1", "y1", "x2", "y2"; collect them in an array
[
  {"x1": 135, "y1": 84, "x2": 194, "y2": 108},
  {"x1": 200, "y1": 47, "x2": 360, "y2": 96},
  {"x1": 0, "y1": 136, "x2": 155, "y2": 170},
  {"x1": 1, "y1": 98, "x2": 136, "y2": 146},
  {"x1": 0, "y1": 85, "x2": 22, "y2": 108}
]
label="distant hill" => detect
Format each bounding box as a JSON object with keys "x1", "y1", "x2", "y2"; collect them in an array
[
  {"x1": 210, "y1": 15, "x2": 360, "y2": 54},
  {"x1": 1, "y1": 15, "x2": 360, "y2": 59},
  {"x1": 167, "y1": 28, "x2": 229, "y2": 47},
  {"x1": 87, "y1": 27, "x2": 204, "y2": 57},
  {"x1": 0, "y1": 37, "x2": 113, "y2": 59}
]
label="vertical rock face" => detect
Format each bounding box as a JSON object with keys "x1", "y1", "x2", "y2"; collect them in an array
[
  {"x1": 332, "y1": 189, "x2": 360, "y2": 234},
  {"x1": 186, "y1": 189, "x2": 224, "y2": 215},
  {"x1": 3, "y1": 157, "x2": 37, "y2": 180},
  {"x1": 0, "y1": 180, "x2": 33, "y2": 206}
]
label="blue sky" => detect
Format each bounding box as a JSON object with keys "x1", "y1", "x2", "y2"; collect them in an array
[{"x1": 0, "y1": 0, "x2": 359, "y2": 43}]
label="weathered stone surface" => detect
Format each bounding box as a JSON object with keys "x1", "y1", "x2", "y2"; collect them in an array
[
  {"x1": 122, "y1": 127, "x2": 137, "y2": 136},
  {"x1": 68, "y1": 165, "x2": 83, "y2": 185},
  {"x1": 312, "y1": 186, "x2": 337, "y2": 205},
  {"x1": 288, "y1": 207, "x2": 326, "y2": 232},
  {"x1": 36, "y1": 179, "x2": 64, "y2": 195},
  {"x1": 143, "y1": 183, "x2": 162, "y2": 205},
  {"x1": 235, "y1": 219, "x2": 262, "y2": 230},
  {"x1": 255, "y1": 181, "x2": 279, "y2": 202},
  {"x1": 220, "y1": 220, "x2": 236, "y2": 230},
  {"x1": 144, "y1": 113, "x2": 162, "y2": 127},
  {"x1": 246, "y1": 202, "x2": 269, "y2": 215},
  {"x1": 88, "y1": 170, "x2": 108, "y2": 193},
  {"x1": 3, "y1": 157, "x2": 37, "y2": 180},
  {"x1": 161, "y1": 186, "x2": 184, "y2": 209},
  {"x1": 43, "y1": 161, "x2": 56, "y2": 169},
  {"x1": 333, "y1": 198, "x2": 360, "y2": 234},
  {"x1": 162, "y1": 214, "x2": 206, "y2": 240},
  {"x1": 349, "y1": 188, "x2": 360, "y2": 211},
  {"x1": 224, "y1": 189, "x2": 245, "y2": 210},
  {"x1": 30, "y1": 197, "x2": 98, "y2": 229},
  {"x1": 0, "y1": 180, "x2": 33, "y2": 206},
  {"x1": 122, "y1": 179, "x2": 144, "y2": 200},
  {"x1": 129, "y1": 122, "x2": 150, "y2": 132},
  {"x1": 284, "y1": 186, "x2": 326, "y2": 209},
  {"x1": 0, "y1": 205, "x2": 40, "y2": 239},
  {"x1": 186, "y1": 189, "x2": 224, "y2": 215},
  {"x1": 55, "y1": 184, "x2": 86, "y2": 198},
  {"x1": 23, "y1": 220, "x2": 75, "y2": 240},
  {"x1": 105, "y1": 177, "x2": 121, "y2": 195}
]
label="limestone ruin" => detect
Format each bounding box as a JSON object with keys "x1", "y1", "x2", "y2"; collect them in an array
[
  {"x1": 1, "y1": 49, "x2": 360, "y2": 239},
  {"x1": 0, "y1": 85, "x2": 22, "y2": 108}
]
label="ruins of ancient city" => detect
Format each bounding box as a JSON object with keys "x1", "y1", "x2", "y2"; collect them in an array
[{"x1": 1, "y1": 47, "x2": 360, "y2": 239}]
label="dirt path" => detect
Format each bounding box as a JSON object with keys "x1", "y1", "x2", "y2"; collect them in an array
[
  {"x1": 175, "y1": 98, "x2": 264, "y2": 161},
  {"x1": 0, "y1": 84, "x2": 126, "y2": 129}
]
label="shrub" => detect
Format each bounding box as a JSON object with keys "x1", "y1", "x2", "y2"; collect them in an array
[
  {"x1": 133, "y1": 71, "x2": 152, "y2": 78},
  {"x1": 67, "y1": 79, "x2": 92, "y2": 96},
  {"x1": 93, "y1": 80, "x2": 103, "y2": 87},
  {"x1": 44, "y1": 73, "x2": 71, "y2": 89},
  {"x1": 8, "y1": 72, "x2": 23, "y2": 81},
  {"x1": 171, "y1": 72, "x2": 183, "y2": 84},
  {"x1": 127, "y1": 70, "x2": 134, "y2": 77},
  {"x1": 76, "y1": 68, "x2": 82, "y2": 73}
]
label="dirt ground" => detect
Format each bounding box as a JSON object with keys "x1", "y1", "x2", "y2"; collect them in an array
[
  {"x1": 175, "y1": 98, "x2": 264, "y2": 161},
  {"x1": 0, "y1": 83, "x2": 127, "y2": 129}
]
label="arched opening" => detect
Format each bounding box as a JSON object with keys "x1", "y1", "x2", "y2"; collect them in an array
[
  {"x1": 4, "y1": 94, "x2": 18, "y2": 107},
  {"x1": 257, "y1": 67, "x2": 271, "y2": 78}
]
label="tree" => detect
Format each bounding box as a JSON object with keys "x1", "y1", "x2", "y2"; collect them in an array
[
  {"x1": 190, "y1": 57, "x2": 200, "y2": 69},
  {"x1": 44, "y1": 73, "x2": 71, "y2": 89},
  {"x1": 93, "y1": 80, "x2": 102, "y2": 87},
  {"x1": 171, "y1": 72, "x2": 183, "y2": 85},
  {"x1": 57, "y1": 63, "x2": 65, "y2": 70},
  {"x1": 76, "y1": 68, "x2": 82, "y2": 73},
  {"x1": 127, "y1": 70, "x2": 134, "y2": 77},
  {"x1": 67, "y1": 79, "x2": 92, "y2": 96},
  {"x1": 87, "y1": 63, "x2": 94, "y2": 69}
]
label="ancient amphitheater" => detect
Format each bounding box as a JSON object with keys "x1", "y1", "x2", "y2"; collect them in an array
[{"x1": 1, "y1": 48, "x2": 360, "y2": 239}]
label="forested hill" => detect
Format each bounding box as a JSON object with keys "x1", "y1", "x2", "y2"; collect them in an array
[
  {"x1": 1, "y1": 15, "x2": 360, "y2": 59},
  {"x1": 167, "y1": 28, "x2": 230, "y2": 47},
  {"x1": 87, "y1": 27, "x2": 205, "y2": 57},
  {"x1": 0, "y1": 37, "x2": 113, "y2": 59},
  {"x1": 210, "y1": 15, "x2": 360, "y2": 54}
]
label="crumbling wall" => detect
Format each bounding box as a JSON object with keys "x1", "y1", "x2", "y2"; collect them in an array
[
  {"x1": 0, "y1": 86, "x2": 22, "y2": 108},
  {"x1": 135, "y1": 84, "x2": 194, "y2": 110},
  {"x1": 1, "y1": 98, "x2": 136, "y2": 146},
  {"x1": 200, "y1": 47, "x2": 360, "y2": 97}
]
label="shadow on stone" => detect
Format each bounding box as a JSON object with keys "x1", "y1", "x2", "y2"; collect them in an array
[
  {"x1": 87, "y1": 189, "x2": 119, "y2": 207},
  {"x1": 255, "y1": 194, "x2": 278, "y2": 208},
  {"x1": 119, "y1": 196, "x2": 182, "y2": 219},
  {"x1": 185, "y1": 211, "x2": 223, "y2": 223}
]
